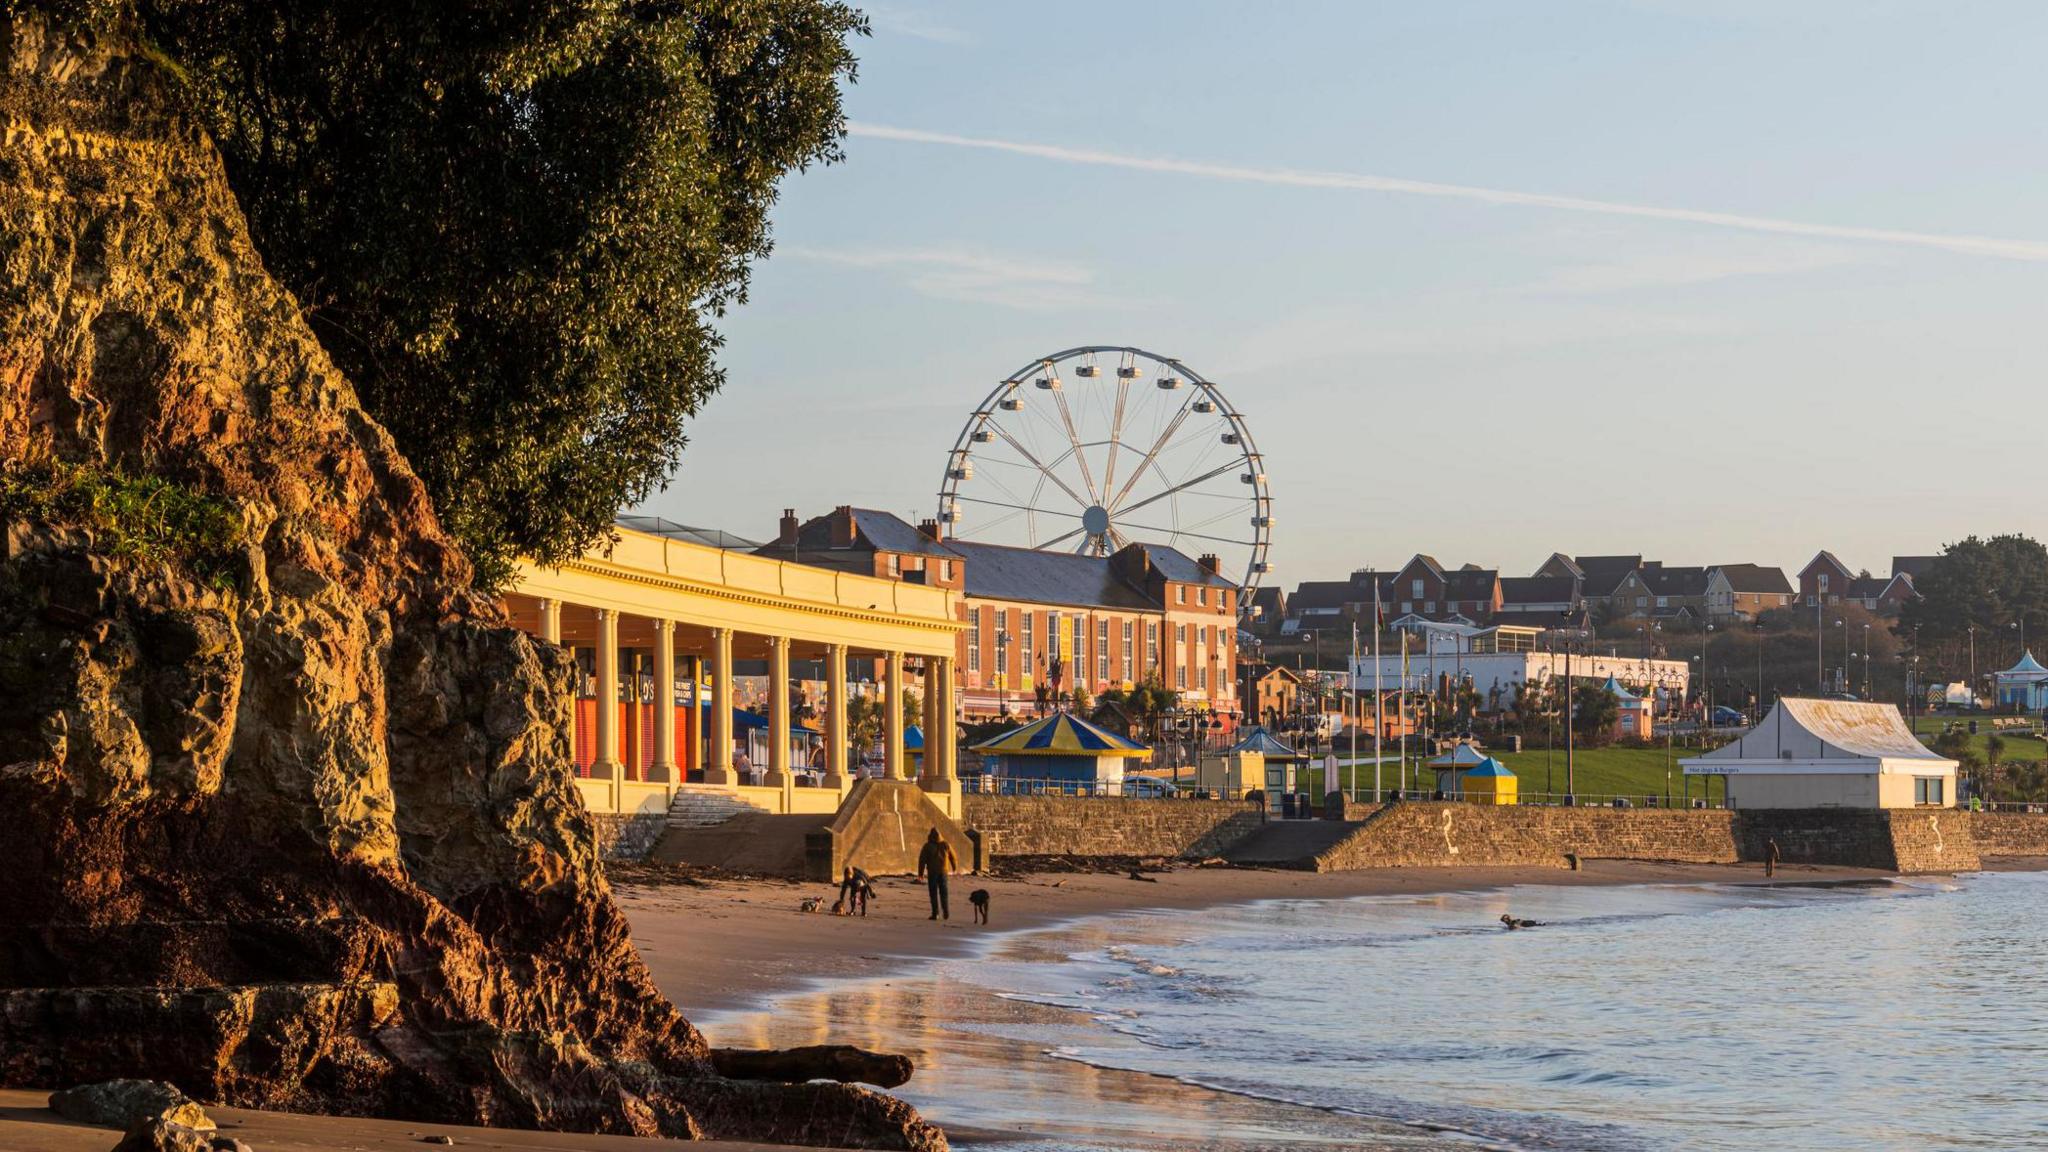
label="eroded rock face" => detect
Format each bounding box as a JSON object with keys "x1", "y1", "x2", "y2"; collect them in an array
[{"x1": 0, "y1": 17, "x2": 943, "y2": 1151}]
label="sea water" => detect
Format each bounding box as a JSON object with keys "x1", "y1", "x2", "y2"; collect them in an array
[{"x1": 704, "y1": 873, "x2": 2048, "y2": 1151}]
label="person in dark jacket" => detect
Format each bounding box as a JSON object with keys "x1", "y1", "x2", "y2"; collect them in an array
[
  {"x1": 917, "y1": 829, "x2": 958, "y2": 921},
  {"x1": 835, "y1": 865, "x2": 875, "y2": 916},
  {"x1": 1765, "y1": 838, "x2": 1781, "y2": 878}
]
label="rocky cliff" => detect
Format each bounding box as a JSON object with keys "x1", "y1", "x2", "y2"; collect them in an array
[{"x1": 0, "y1": 16, "x2": 941, "y2": 1149}]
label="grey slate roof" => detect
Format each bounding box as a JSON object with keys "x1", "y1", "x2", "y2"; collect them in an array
[
  {"x1": 1642, "y1": 565, "x2": 1709, "y2": 598},
  {"x1": 1714, "y1": 563, "x2": 1794, "y2": 595},
  {"x1": 947, "y1": 541, "x2": 1157, "y2": 609},
  {"x1": 1501, "y1": 575, "x2": 1578, "y2": 605}
]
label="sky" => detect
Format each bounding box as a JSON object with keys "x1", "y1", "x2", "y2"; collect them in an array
[{"x1": 636, "y1": 0, "x2": 2048, "y2": 587}]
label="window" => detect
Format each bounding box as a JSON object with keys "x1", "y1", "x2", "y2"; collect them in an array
[
  {"x1": 1818, "y1": 574, "x2": 1830, "y2": 592},
  {"x1": 1177, "y1": 585, "x2": 1187, "y2": 604},
  {"x1": 1915, "y1": 777, "x2": 1946, "y2": 806},
  {"x1": 1401, "y1": 601, "x2": 1413, "y2": 613},
  {"x1": 1021, "y1": 611, "x2": 1034, "y2": 668},
  {"x1": 1048, "y1": 611, "x2": 1062, "y2": 660},
  {"x1": 1147, "y1": 621, "x2": 1159, "y2": 669},
  {"x1": 940, "y1": 559, "x2": 953, "y2": 581},
  {"x1": 1198, "y1": 665, "x2": 1208, "y2": 690},
  {"x1": 1176, "y1": 664, "x2": 1187, "y2": 689},
  {"x1": 1425, "y1": 601, "x2": 1436, "y2": 613},
  {"x1": 1656, "y1": 596, "x2": 1669, "y2": 608},
  {"x1": 1073, "y1": 617, "x2": 1086, "y2": 667},
  {"x1": 1198, "y1": 587, "x2": 1208, "y2": 606},
  {"x1": 1122, "y1": 620, "x2": 1134, "y2": 676},
  {"x1": 967, "y1": 608, "x2": 981, "y2": 674},
  {"x1": 1412, "y1": 579, "x2": 1424, "y2": 598},
  {"x1": 1097, "y1": 619, "x2": 1110, "y2": 682},
  {"x1": 1176, "y1": 624, "x2": 1187, "y2": 643},
  {"x1": 887, "y1": 554, "x2": 900, "y2": 577}
]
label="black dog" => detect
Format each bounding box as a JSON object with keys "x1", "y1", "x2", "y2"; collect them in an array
[{"x1": 968, "y1": 889, "x2": 990, "y2": 925}]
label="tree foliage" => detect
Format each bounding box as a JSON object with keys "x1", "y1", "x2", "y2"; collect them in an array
[
  {"x1": 119, "y1": 0, "x2": 866, "y2": 585},
  {"x1": 1901, "y1": 535, "x2": 2048, "y2": 657}
]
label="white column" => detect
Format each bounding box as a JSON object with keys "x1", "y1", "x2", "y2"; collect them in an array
[
  {"x1": 767, "y1": 635, "x2": 792, "y2": 790},
  {"x1": 884, "y1": 651, "x2": 907, "y2": 780},
  {"x1": 591, "y1": 608, "x2": 620, "y2": 779},
  {"x1": 705, "y1": 626, "x2": 736, "y2": 786},
  {"x1": 824, "y1": 644, "x2": 850, "y2": 791},
  {"x1": 939, "y1": 656, "x2": 959, "y2": 782},
  {"x1": 650, "y1": 618, "x2": 676, "y2": 783},
  {"x1": 537, "y1": 598, "x2": 574, "y2": 755},
  {"x1": 921, "y1": 657, "x2": 942, "y2": 784}
]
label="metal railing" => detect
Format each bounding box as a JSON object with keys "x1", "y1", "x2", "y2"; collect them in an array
[{"x1": 967, "y1": 774, "x2": 1230, "y2": 799}]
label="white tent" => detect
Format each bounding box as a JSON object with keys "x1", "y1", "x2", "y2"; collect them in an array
[{"x1": 1681, "y1": 698, "x2": 1956, "y2": 809}]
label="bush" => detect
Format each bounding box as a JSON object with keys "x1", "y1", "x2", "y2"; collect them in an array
[{"x1": 0, "y1": 459, "x2": 244, "y2": 585}]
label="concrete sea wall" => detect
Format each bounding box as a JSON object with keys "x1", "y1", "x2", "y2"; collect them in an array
[
  {"x1": 1315, "y1": 804, "x2": 1740, "y2": 872},
  {"x1": 961, "y1": 796, "x2": 1264, "y2": 859},
  {"x1": 956, "y1": 796, "x2": 2048, "y2": 875}
]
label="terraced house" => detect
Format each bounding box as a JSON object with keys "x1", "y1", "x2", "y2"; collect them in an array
[{"x1": 758, "y1": 507, "x2": 1241, "y2": 723}]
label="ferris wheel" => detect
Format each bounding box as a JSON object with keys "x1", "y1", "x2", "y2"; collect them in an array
[{"x1": 937, "y1": 345, "x2": 1273, "y2": 606}]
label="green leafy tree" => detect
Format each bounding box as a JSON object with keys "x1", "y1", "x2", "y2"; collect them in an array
[
  {"x1": 1571, "y1": 682, "x2": 1619, "y2": 746},
  {"x1": 85, "y1": 0, "x2": 867, "y2": 586},
  {"x1": 1902, "y1": 535, "x2": 2048, "y2": 675}
]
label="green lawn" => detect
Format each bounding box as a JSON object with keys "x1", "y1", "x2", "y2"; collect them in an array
[
  {"x1": 1281, "y1": 744, "x2": 1720, "y2": 805},
  {"x1": 1909, "y1": 715, "x2": 2047, "y2": 762}
]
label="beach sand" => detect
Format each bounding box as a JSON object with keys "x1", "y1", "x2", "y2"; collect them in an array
[
  {"x1": 617, "y1": 858, "x2": 1882, "y2": 1016},
  {"x1": 0, "y1": 858, "x2": 1896, "y2": 1151}
]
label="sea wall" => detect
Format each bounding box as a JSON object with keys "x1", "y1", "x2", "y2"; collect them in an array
[
  {"x1": 962, "y1": 796, "x2": 1264, "y2": 859},
  {"x1": 1315, "y1": 804, "x2": 1740, "y2": 872},
  {"x1": 1963, "y1": 812, "x2": 2048, "y2": 858},
  {"x1": 589, "y1": 813, "x2": 668, "y2": 861},
  {"x1": 1319, "y1": 803, "x2": 1978, "y2": 875}
]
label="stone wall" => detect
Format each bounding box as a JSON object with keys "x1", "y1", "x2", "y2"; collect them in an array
[
  {"x1": 1318, "y1": 803, "x2": 1979, "y2": 875},
  {"x1": 810, "y1": 779, "x2": 973, "y2": 882},
  {"x1": 589, "y1": 813, "x2": 668, "y2": 861},
  {"x1": 1963, "y1": 812, "x2": 2048, "y2": 858},
  {"x1": 962, "y1": 796, "x2": 1264, "y2": 859},
  {"x1": 1315, "y1": 804, "x2": 1740, "y2": 872}
]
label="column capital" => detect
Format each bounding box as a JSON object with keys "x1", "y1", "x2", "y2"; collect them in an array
[
  {"x1": 767, "y1": 634, "x2": 788, "y2": 650},
  {"x1": 654, "y1": 616, "x2": 675, "y2": 633}
]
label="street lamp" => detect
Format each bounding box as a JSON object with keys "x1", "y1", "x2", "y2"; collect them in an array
[{"x1": 1834, "y1": 618, "x2": 1846, "y2": 695}]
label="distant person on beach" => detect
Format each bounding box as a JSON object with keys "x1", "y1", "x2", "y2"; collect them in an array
[
  {"x1": 1765, "y1": 838, "x2": 1781, "y2": 878},
  {"x1": 835, "y1": 865, "x2": 875, "y2": 916},
  {"x1": 917, "y1": 829, "x2": 957, "y2": 921}
]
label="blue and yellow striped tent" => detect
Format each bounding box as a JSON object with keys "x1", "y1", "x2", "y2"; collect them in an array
[{"x1": 971, "y1": 711, "x2": 1152, "y2": 758}]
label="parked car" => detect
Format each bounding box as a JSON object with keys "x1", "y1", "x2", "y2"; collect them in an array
[
  {"x1": 1709, "y1": 706, "x2": 1746, "y2": 727},
  {"x1": 1121, "y1": 776, "x2": 1180, "y2": 798}
]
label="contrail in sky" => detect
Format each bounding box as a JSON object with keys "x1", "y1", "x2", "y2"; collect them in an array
[{"x1": 849, "y1": 123, "x2": 2048, "y2": 263}]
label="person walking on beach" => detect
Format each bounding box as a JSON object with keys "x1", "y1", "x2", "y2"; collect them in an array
[
  {"x1": 1765, "y1": 838, "x2": 1781, "y2": 878},
  {"x1": 917, "y1": 829, "x2": 957, "y2": 921}
]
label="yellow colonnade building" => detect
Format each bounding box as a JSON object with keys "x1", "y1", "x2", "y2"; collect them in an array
[{"x1": 504, "y1": 520, "x2": 965, "y2": 826}]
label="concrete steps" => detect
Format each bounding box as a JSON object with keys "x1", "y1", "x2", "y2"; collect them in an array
[
  {"x1": 650, "y1": 812, "x2": 832, "y2": 876},
  {"x1": 1223, "y1": 819, "x2": 1369, "y2": 869},
  {"x1": 665, "y1": 786, "x2": 771, "y2": 829}
]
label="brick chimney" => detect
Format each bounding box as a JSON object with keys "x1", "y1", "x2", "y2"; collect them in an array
[
  {"x1": 778, "y1": 508, "x2": 799, "y2": 546},
  {"x1": 918, "y1": 517, "x2": 942, "y2": 542},
  {"x1": 831, "y1": 505, "x2": 856, "y2": 548},
  {"x1": 1198, "y1": 553, "x2": 1221, "y2": 576}
]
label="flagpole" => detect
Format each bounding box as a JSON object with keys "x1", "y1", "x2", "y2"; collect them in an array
[
  {"x1": 1399, "y1": 629, "x2": 1409, "y2": 794},
  {"x1": 1372, "y1": 572, "x2": 1383, "y2": 802},
  {"x1": 1349, "y1": 622, "x2": 1359, "y2": 802}
]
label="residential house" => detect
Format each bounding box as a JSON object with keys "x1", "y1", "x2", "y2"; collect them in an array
[
  {"x1": 1244, "y1": 663, "x2": 1304, "y2": 727},
  {"x1": 1246, "y1": 585, "x2": 1288, "y2": 635},
  {"x1": 1798, "y1": 550, "x2": 1855, "y2": 608},
  {"x1": 1705, "y1": 564, "x2": 1795, "y2": 619},
  {"x1": 1847, "y1": 572, "x2": 1918, "y2": 614}
]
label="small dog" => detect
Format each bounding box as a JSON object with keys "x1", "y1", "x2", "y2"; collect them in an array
[
  {"x1": 799, "y1": 897, "x2": 825, "y2": 914},
  {"x1": 1499, "y1": 914, "x2": 1541, "y2": 930},
  {"x1": 968, "y1": 889, "x2": 991, "y2": 925}
]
